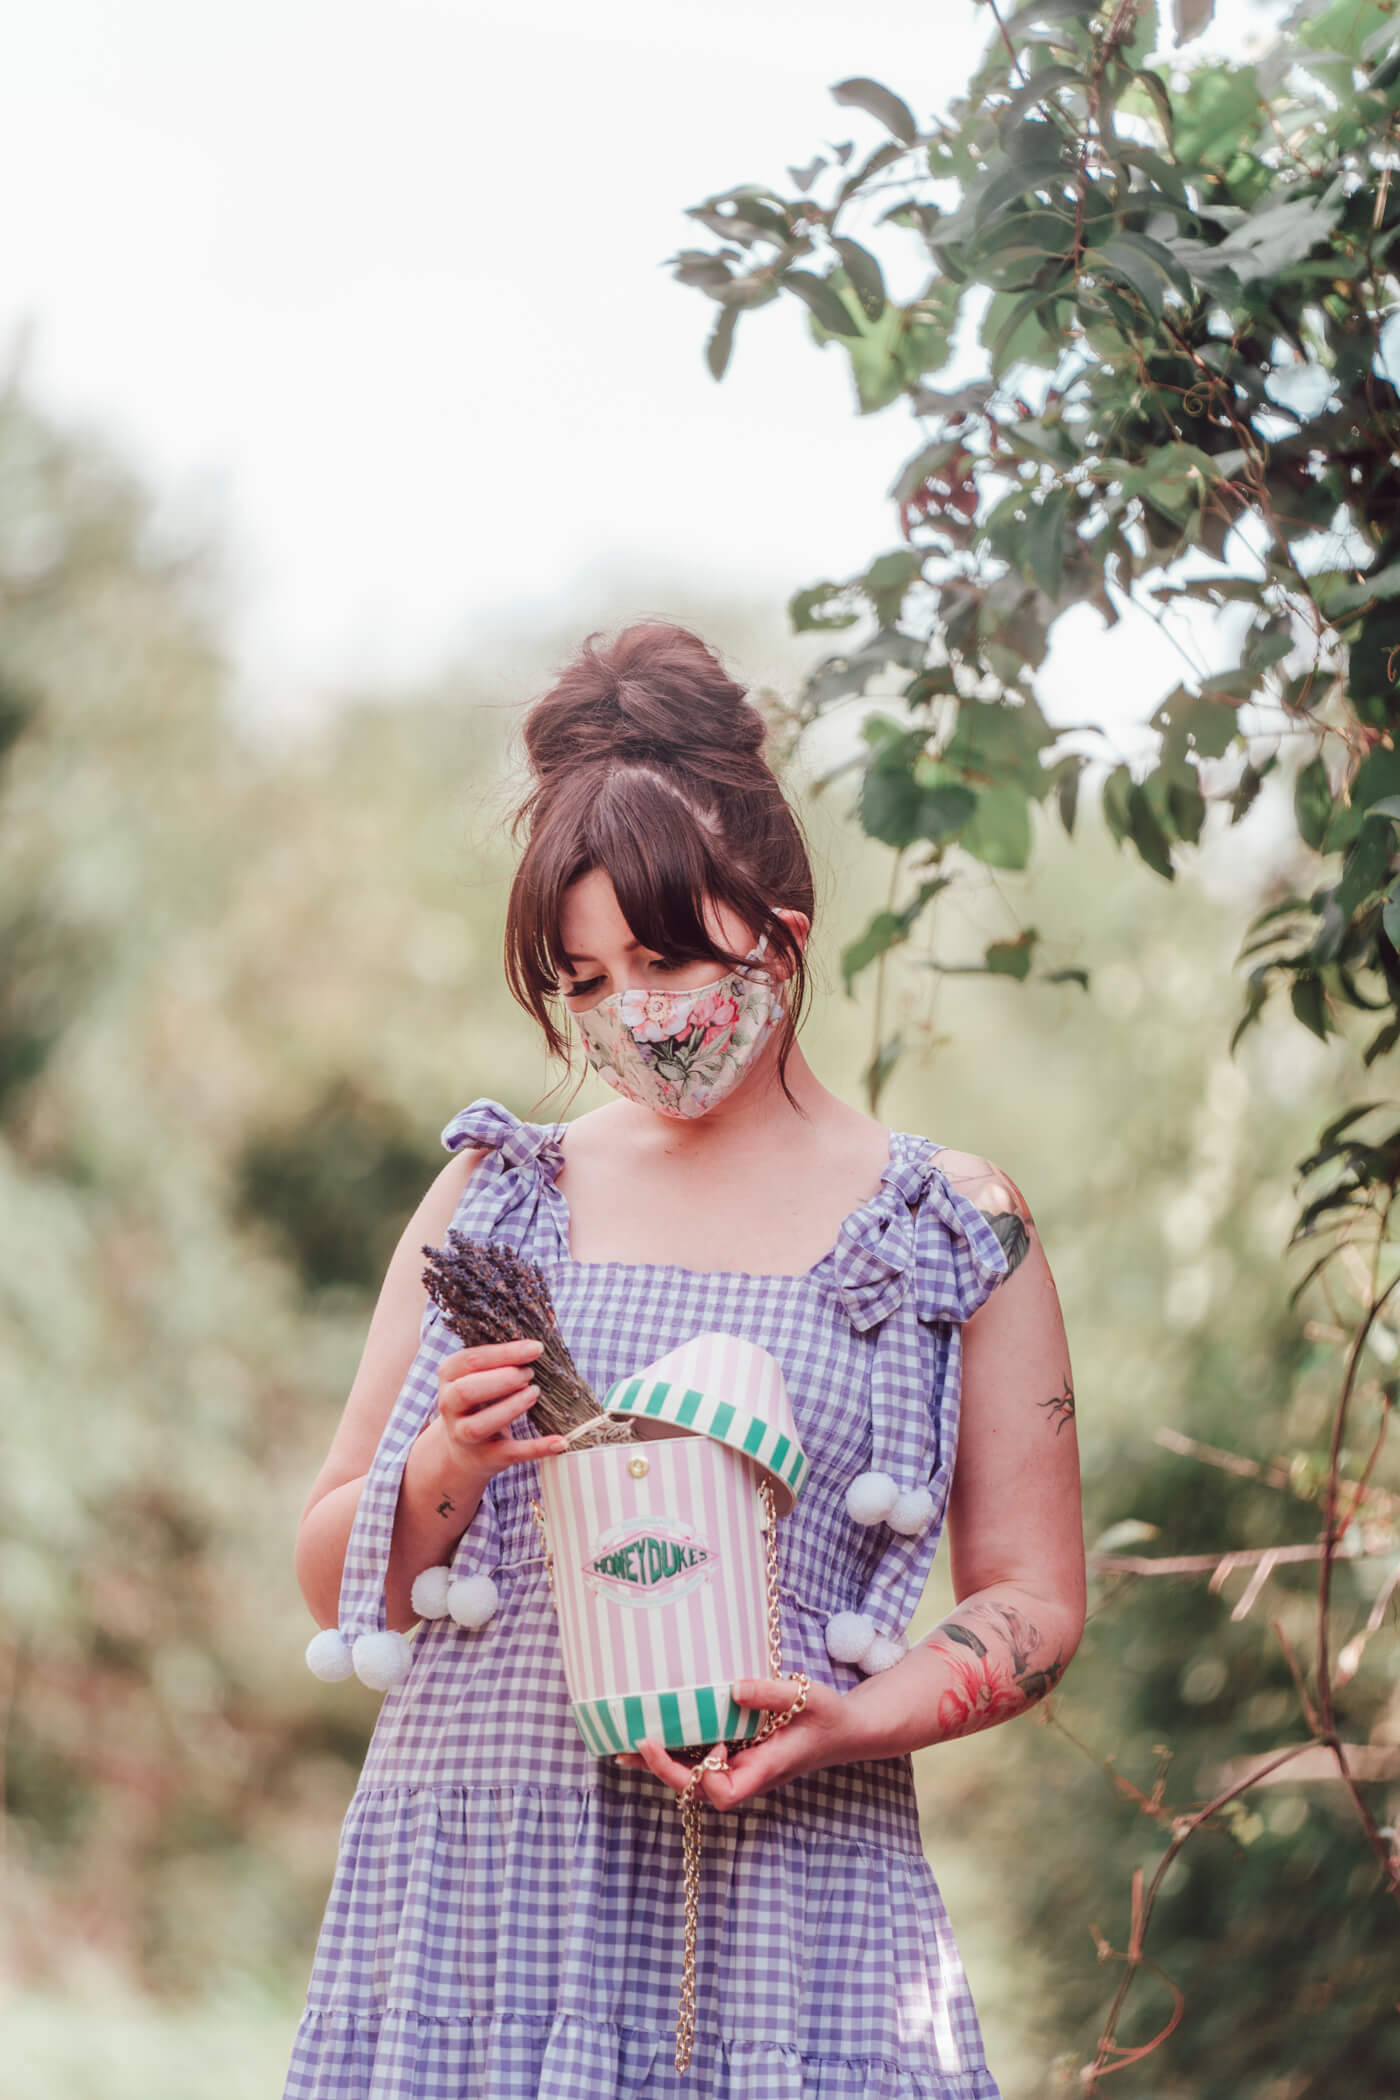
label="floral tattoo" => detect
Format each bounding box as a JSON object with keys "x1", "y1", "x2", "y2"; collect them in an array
[{"x1": 924, "y1": 1598, "x2": 1070, "y2": 1740}]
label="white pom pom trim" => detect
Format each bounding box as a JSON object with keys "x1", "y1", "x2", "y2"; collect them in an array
[
  {"x1": 886, "y1": 1486, "x2": 935, "y2": 1537},
  {"x1": 305, "y1": 1627, "x2": 354, "y2": 1682},
  {"x1": 447, "y1": 1573, "x2": 499, "y2": 1630},
  {"x1": 824, "y1": 1613, "x2": 911, "y2": 1675},
  {"x1": 411, "y1": 1564, "x2": 453, "y2": 1619},
  {"x1": 351, "y1": 1629, "x2": 414, "y2": 1692},
  {"x1": 825, "y1": 1610, "x2": 879, "y2": 1665},
  {"x1": 863, "y1": 1631, "x2": 911, "y2": 1674},
  {"x1": 844, "y1": 1470, "x2": 899, "y2": 1525}
]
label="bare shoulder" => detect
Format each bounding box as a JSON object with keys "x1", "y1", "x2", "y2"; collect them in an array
[{"x1": 933, "y1": 1145, "x2": 1037, "y2": 1281}]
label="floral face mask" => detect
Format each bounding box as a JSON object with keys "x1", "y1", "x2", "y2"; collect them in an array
[{"x1": 572, "y1": 932, "x2": 785, "y2": 1120}]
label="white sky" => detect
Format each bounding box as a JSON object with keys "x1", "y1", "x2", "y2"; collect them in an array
[{"x1": 0, "y1": 0, "x2": 1294, "y2": 789}]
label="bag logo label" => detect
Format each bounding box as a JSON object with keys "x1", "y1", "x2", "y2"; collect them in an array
[{"x1": 583, "y1": 1514, "x2": 717, "y2": 1608}]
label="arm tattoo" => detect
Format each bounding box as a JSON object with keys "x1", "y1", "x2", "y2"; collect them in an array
[
  {"x1": 435, "y1": 1493, "x2": 457, "y2": 1519},
  {"x1": 922, "y1": 1597, "x2": 1070, "y2": 1740},
  {"x1": 980, "y1": 1208, "x2": 1029, "y2": 1275},
  {"x1": 938, "y1": 1156, "x2": 1036, "y2": 1280},
  {"x1": 1040, "y1": 1373, "x2": 1076, "y2": 1435}
]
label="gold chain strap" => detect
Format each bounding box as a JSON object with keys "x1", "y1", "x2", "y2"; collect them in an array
[
  {"x1": 672, "y1": 1477, "x2": 809, "y2": 2075},
  {"x1": 530, "y1": 1479, "x2": 810, "y2": 2077},
  {"x1": 529, "y1": 1498, "x2": 555, "y2": 1606}
]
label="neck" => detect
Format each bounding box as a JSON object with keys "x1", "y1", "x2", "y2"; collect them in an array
[{"x1": 627, "y1": 1031, "x2": 854, "y2": 1160}]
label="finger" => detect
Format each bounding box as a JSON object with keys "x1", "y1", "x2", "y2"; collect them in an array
[
  {"x1": 509, "y1": 1432, "x2": 569, "y2": 1463},
  {"x1": 730, "y1": 1677, "x2": 809, "y2": 1711},
  {"x1": 446, "y1": 1361, "x2": 544, "y2": 1407},
  {"x1": 444, "y1": 1384, "x2": 540, "y2": 1443},
  {"x1": 634, "y1": 1736, "x2": 699, "y2": 1795},
  {"x1": 441, "y1": 1338, "x2": 544, "y2": 1377}
]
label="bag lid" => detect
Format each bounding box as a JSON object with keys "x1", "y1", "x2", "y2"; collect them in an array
[{"x1": 602, "y1": 1331, "x2": 808, "y2": 1517}]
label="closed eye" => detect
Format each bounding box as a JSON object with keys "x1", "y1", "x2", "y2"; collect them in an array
[{"x1": 561, "y1": 958, "x2": 687, "y2": 998}]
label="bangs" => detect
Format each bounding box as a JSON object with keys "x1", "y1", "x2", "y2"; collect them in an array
[{"x1": 527, "y1": 767, "x2": 770, "y2": 992}]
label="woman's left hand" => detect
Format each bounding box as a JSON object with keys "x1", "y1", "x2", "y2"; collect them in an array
[{"x1": 612, "y1": 1676, "x2": 857, "y2": 1808}]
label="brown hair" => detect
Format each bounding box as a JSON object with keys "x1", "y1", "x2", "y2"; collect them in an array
[{"x1": 504, "y1": 620, "x2": 817, "y2": 1116}]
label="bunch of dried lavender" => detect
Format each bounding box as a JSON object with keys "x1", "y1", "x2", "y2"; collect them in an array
[{"x1": 419, "y1": 1232, "x2": 634, "y2": 1452}]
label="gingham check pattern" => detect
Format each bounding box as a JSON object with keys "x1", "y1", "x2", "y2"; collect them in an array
[{"x1": 283, "y1": 1099, "x2": 1008, "y2": 2100}]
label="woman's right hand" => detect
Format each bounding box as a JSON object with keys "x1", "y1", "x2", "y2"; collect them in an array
[{"x1": 435, "y1": 1337, "x2": 568, "y2": 1478}]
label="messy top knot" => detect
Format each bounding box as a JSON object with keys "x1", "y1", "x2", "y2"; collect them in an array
[
  {"x1": 520, "y1": 624, "x2": 768, "y2": 786},
  {"x1": 503, "y1": 619, "x2": 817, "y2": 1116}
]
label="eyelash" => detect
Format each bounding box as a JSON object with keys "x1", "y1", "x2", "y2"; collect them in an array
[{"x1": 563, "y1": 959, "x2": 686, "y2": 997}]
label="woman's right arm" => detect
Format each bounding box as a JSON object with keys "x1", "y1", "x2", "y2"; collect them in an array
[{"x1": 293, "y1": 1146, "x2": 564, "y2": 1635}]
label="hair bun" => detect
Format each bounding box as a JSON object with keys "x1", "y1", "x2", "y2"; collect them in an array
[{"x1": 522, "y1": 622, "x2": 767, "y2": 789}]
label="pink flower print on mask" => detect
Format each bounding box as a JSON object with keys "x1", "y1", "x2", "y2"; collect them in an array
[
  {"x1": 616, "y1": 988, "x2": 686, "y2": 1044},
  {"x1": 690, "y1": 985, "x2": 740, "y2": 1046}
]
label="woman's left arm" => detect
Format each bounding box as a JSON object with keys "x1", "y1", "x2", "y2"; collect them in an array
[
  {"x1": 838, "y1": 1151, "x2": 1085, "y2": 1758},
  {"x1": 622, "y1": 1155, "x2": 1084, "y2": 1804}
]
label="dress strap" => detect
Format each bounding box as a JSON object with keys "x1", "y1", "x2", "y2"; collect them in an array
[
  {"x1": 822, "y1": 1133, "x2": 1011, "y2": 1678},
  {"x1": 440, "y1": 1096, "x2": 571, "y2": 1263},
  {"x1": 302, "y1": 1104, "x2": 557, "y2": 1692}
]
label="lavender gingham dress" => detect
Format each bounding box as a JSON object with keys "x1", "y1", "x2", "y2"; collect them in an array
[{"x1": 283, "y1": 1097, "x2": 1010, "y2": 2100}]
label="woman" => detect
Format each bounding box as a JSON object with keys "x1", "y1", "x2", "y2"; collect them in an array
[{"x1": 285, "y1": 621, "x2": 1084, "y2": 2099}]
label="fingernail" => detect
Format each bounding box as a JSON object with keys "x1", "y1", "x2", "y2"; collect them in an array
[{"x1": 731, "y1": 1682, "x2": 744, "y2": 1702}]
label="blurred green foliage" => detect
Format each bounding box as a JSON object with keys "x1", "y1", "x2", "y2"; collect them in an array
[{"x1": 0, "y1": 328, "x2": 1395, "y2": 2096}]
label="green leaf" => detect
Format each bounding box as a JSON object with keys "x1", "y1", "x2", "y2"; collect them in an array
[
  {"x1": 830, "y1": 76, "x2": 918, "y2": 146},
  {"x1": 861, "y1": 550, "x2": 922, "y2": 626},
  {"x1": 857, "y1": 760, "x2": 977, "y2": 850},
  {"x1": 706, "y1": 303, "x2": 739, "y2": 380},
  {"x1": 984, "y1": 930, "x2": 1038, "y2": 980},
  {"x1": 839, "y1": 876, "x2": 952, "y2": 994},
  {"x1": 1294, "y1": 756, "x2": 1333, "y2": 851},
  {"x1": 1312, "y1": 562, "x2": 1400, "y2": 620},
  {"x1": 997, "y1": 63, "x2": 1084, "y2": 125},
  {"x1": 831, "y1": 237, "x2": 887, "y2": 320},
  {"x1": 785, "y1": 270, "x2": 860, "y2": 336},
  {"x1": 956, "y1": 782, "x2": 1032, "y2": 869},
  {"x1": 1101, "y1": 763, "x2": 1134, "y2": 845},
  {"x1": 1084, "y1": 231, "x2": 1194, "y2": 315},
  {"x1": 1127, "y1": 782, "x2": 1175, "y2": 880},
  {"x1": 863, "y1": 1031, "x2": 905, "y2": 1114},
  {"x1": 835, "y1": 137, "x2": 907, "y2": 210},
  {"x1": 1336, "y1": 820, "x2": 1396, "y2": 919},
  {"x1": 1290, "y1": 973, "x2": 1332, "y2": 1043},
  {"x1": 1051, "y1": 752, "x2": 1086, "y2": 835},
  {"x1": 783, "y1": 269, "x2": 864, "y2": 336},
  {"x1": 1024, "y1": 486, "x2": 1069, "y2": 599},
  {"x1": 1385, "y1": 880, "x2": 1400, "y2": 952},
  {"x1": 984, "y1": 285, "x2": 1063, "y2": 377},
  {"x1": 1150, "y1": 686, "x2": 1239, "y2": 761},
  {"x1": 940, "y1": 695, "x2": 1057, "y2": 799},
  {"x1": 1166, "y1": 775, "x2": 1207, "y2": 845},
  {"x1": 789, "y1": 581, "x2": 860, "y2": 633}
]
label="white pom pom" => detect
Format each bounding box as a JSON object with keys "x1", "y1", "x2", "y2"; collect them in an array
[
  {"x1": 862, "y1": 1632, "x2": 909, "y2": 1675},
  {"x1": 305, "y1": 1627, "x2": 354, "y2": 1682},
  {"x1": 411, "y1": 1564, "x2": 453, "y2": 1619},
  {"x1": 447, "y1": 1573, "x2": 499, "y2": 1629},
  {"x1": 845, "y1": 1470, "x2": 899, "y2": 1525},
  {"x1": 825, "y1": 1610, "x2": 879, "y2": 1665},
  {"x1": 351, "y1": 1629, "x2": 413, "y2": 1692},
  {"x1": 887, "y1": 1486, "x2": 935, "y2": 1537}
]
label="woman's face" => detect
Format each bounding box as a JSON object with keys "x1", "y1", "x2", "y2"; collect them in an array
[{"x1": 554, "y1": 867, "x2": 758, "y2": 1013}]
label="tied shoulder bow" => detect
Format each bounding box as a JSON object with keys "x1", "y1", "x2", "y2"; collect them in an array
[{"x1": 824, "y1": 1145, "x2": 1010, "y2": 1676}]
